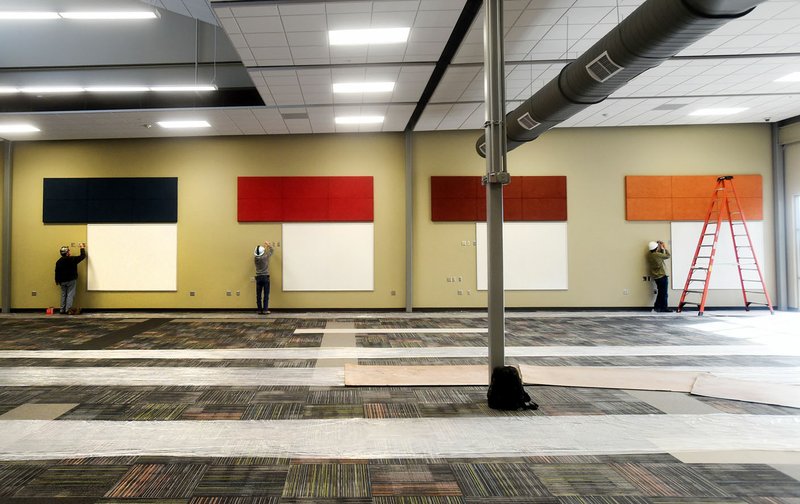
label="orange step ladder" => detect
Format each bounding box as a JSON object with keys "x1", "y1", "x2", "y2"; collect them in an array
[{"x1": 677, "y1": 176, "x2": 773, "y2": 316}]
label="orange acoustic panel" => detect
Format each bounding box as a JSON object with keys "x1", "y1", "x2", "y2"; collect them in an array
[{"x1": 626, "y1": 175, "x2": 762, "y2": 221}]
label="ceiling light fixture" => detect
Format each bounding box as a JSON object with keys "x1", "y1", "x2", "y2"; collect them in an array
[
  {"x1": 329, "y1": 27, "x2": 410, "y2": 46},
  {"x1": 335, "y1": 115, "x2": 385, "y2": 125},
  {"x1": 689, "y1": 107, "x2": 748, "y2": 116},
  {"x1": 150, "y1": 85, "x2": 217, "y2": 92},
  {"x1": 84, "y1": 86, "x2": 150, "y2": 93},
  {"x1": 0, "y1": 124, "x2": 40, "y2": 133},
  {"x1": 157, "y1": 120, "x2": 211, "y2": 129},
  {"x1": 19, "y1": 86, "x2": 84, "y2": 94},
  {"x1": 333, "y1": 82, "x2": 395, "y2": 93},
  {"x1": 775, "y1": 72, "x2": 800, "y2": 82},
  {"x1": 0, "y1": 12, "x2": 59, "y2": 20},
  {"x1": 0, "y1": 87, "x2": 20, "y2": 94},
  {"x1": 59, "y1": 11, "x2": 159, "y2": 20}
]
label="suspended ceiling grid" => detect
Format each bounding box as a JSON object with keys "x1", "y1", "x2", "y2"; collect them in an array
[{"x1": 0, "y1": 0, "x2": 799, "y2": 141}]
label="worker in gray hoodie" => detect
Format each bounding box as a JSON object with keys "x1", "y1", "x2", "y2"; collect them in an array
[{"x1": 254, "y1": 241, "x2": 274, "y2": 314}]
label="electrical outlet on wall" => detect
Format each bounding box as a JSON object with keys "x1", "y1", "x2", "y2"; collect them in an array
[
  {"x1": 31, "y1": 291, "x2": 37, "y2": 296},
  {"x1": 189, "y1": 291, "x2": 196, "y2": 296}
]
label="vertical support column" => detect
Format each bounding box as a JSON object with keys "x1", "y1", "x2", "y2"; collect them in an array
[
  {"x1": 483, "y1": 0, "x2": 508, "y2": 377},
  {"x1": 2, "y1": 141, "x2": 12, "y2": 313},
  {"x1": 771, "y1": 123, "x2": 788, "y2": 311},
  {"x1": 405, "y1": 131, "x2": 414, "y2": 313}
]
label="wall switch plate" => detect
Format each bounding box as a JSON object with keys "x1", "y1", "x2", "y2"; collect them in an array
[
  {"x1": 458, "y1": 289, "x2": 463, "y2": 295},
  {"x1": 623, "y1": 289, "x2": 629, "y2": 295},
  {"x1": 236, "y1": 291, "x2": 240, "y2": 296},
  {"x1": 189, "y1": 291, "x2": 196, "y2": 296},
  {"x1": 226, "y1": 291, "x2": 232, "y2": 296},
  {"x1": 391, "y1": 290, "x2": 396, "y2": 296},
  {"x1": 31, "y1": 291, "x2": 37, "y2": 296}
]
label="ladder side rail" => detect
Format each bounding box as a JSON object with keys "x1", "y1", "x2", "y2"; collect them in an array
[
  {"x1": 678, "y1": 190, "x2": 721, "y2": 313},
  {"x1": 725, "y1": 186, "x2": 751, "y2": 309},
  {"x1": 698, "y1": 195, "x2": 725, "y2": 316}
]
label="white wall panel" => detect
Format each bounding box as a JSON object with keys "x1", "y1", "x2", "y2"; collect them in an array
[
  {"x1": 282, "y1": 222, "x2": 373, "y2": 291},
  {"x1": 670, "y1": 221, "x2": 765, "y2": 290},
  {"x1": 87, "y1": 224, "x2": 177, "y2": 291},
  {"x1": 476, "y1": 222, "x2": 568, "y2": 291}
]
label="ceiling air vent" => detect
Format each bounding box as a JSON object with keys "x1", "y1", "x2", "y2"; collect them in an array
[
  {"x1": 586, "y1": 51, "x2": 623, "y2": 83},
  {"x1": 517, "y1": 112, "x2": 540, "y2": 131},
  {"x1": 281, "y1": 112, "x2": 309, "y2": 120},
  {"x1": 652, "y1": 103, "x2": 687, "y2": 111}
]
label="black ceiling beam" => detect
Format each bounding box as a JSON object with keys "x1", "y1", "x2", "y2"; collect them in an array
[{"x1": 404, "y1": 0, "x2": 483, "y2": 132}]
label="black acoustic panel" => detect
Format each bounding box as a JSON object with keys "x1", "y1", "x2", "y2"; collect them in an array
[{"x1": 43, "y1": 177, "x2": 178, "y2": 223}]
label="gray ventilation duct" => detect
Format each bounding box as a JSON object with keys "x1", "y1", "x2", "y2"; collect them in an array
[{"x1": 476, "y1": 0, "x2": 766, "y2": 157}]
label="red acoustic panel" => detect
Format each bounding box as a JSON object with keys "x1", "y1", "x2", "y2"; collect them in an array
[
  {"x1": 237, "y1": 176, "x2": 373, "y2": 222},
  {"x1": 431, "y1": 175, "x2": 567, "y2": 222}
]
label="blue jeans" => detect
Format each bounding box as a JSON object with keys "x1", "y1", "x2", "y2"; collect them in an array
[
  {"x1": 256, "y1": 275, "x2": 270, "y2": 312},
  {"x1": 654, "y1": 275, "x2": 669, "y2": 311},
  {"x1": 60, "y1": 279, "x2": 77, "y2": 313}
]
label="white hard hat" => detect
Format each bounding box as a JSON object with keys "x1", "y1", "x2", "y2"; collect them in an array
[
  {"x1": 648, "y1": 241, "x2": 658, "y2": 251},
  {"x1": 254, "y1": 245, "x2": 265, "y2": 257}
]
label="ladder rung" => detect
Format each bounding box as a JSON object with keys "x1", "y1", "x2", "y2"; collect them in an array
[{"x1": 683, "y1": 290, "x2": 704, "y2": 294}]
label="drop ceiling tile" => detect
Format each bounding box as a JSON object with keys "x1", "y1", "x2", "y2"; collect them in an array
[
  {"x1": 371, "y1": 11, "x2": 417, "y2": 26},
  {"x1": 252, "y1": 47, "x2": 292, "y2": 61},
  {"x1": 414, "y1": 10, "x2": 462, "y2": 28},
  {"x1": 327, "y1": 13, "x2": 373, "y2": 30},
  {"x1": 230, "y1": 5, "x2": 279, "y2": 17},
  {"x1": 290, "y1": 46, "x2": 329, "y2": 60},
  {"x1": 219, "y1": 17, "x2": 242, "y2": 35},
  {"x1": 237, "y1": 16, "x2": 284, "y2": 34},
  {"x1": 278, "y1": 3, "x2": 325, "y2": 16},
  {"x1": 287, "y1": 31, "x2": 329, "y2": 46},
  {"x1": 245, "y1": 33, "x2": 289, "y2": 48},
  {"x1": 282, "y1": 15, "x2": 327, "y2": 32},
  {"x1": 373, "y1": 1, "x2": 421, "y2": 12}
]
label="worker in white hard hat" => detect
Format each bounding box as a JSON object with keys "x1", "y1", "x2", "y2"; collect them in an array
[
  {"x1": 254, "y1": 241, "x2": 274, "y2": 315},
  {"x1": 646, "y1": 240, "x2": 672, "y2": 312}
]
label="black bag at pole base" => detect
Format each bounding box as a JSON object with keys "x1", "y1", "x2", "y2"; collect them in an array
[{"x1": 487, "y1": 365, "x2": 539, "y2": 411}]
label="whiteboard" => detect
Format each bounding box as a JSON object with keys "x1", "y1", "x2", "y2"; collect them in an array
[
  {"x1": 670, "y1": 221, "x2": 765, "y2": 290},
  {"x1": 282, "y1": 223, "x2": 374, "y2": 291},
  {"x1": 87, "y1": 224, "x2": 177, "y2": 291},
  {"x1": 476, "y1": 222, "x2": 568, "y2": 290}
]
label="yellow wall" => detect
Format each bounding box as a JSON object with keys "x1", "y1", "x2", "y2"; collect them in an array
[
  {"x1": 412, "y1": 124, "x2": 774, "y2": 308},
  {"x1": 11, "y1": 134, "x2": 407, "y2": 310},
  {"x1": 9, "y1": 124, "x2": 776, "y2": 310}
]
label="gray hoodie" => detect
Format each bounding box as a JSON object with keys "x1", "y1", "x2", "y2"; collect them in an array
[{"x1": 254, "y1": 244, "x2": 274, "y2": 276}]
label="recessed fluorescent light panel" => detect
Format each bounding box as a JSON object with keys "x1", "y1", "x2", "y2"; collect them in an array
[
  {"x1": 333, "y1": 82, "x2": 395, "y2": 93},
  {"x1": 335, "y1": 116, "x2": 385, "y2": 125},
  {"x1": 775, "y1": 72, "x2": 800, "y2": 82},
  {"x1": 0, "y1": 87, "x2": 20, "y2": 94},
  {"x1": 689, "y1": 107, "x2": 748, "y2": 116},
  {"x1": 0, "y1": 124, "x2": 40, "y2": 133},
  {"x1": 84, "y1": 86, "x2": 150, "y2": 93},
  {"x1": 0, "y1": 11, "x2": 59, "y2": 20},
  {"x1": 20, "y1": 86, "x2": 84, "y2": 94},
  {"x1": 150, "y1": 85, "x2": 217, "y2": 92},
  {"x1": 329, "y1": 27, "x2": 410, "y2": 45},
  {"x1": 157, "y1": 120, "x2": 211, "y2": 129},
  {"x1": 59, "y1": 11, "x2": 159, "y2": 20}
]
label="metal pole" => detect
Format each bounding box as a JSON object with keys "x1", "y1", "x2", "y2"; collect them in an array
[
  {"x1": 483, "y1": 0, "x2": 508, "y2": 378},
  {"x1": 405, "y1": 131, "x2": 414, "y2": 313},
  {"x1": 771, "y1": 123, "x2": 788, "y2": 310},
  {"x1": 2, "y1": 141, "x2": 12, "y2": 313}
]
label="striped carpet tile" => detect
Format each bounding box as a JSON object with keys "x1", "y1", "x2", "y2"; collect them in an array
[
  {"x1": 192, "y1": 466, "x2": 288, "y2": 497},
  {"x1": 126, "y1": 403, "x2": 189, "y2": 420},
  {"x1": 180, "y1": 405, "x2": 246, "y2": 420},
  {"x1": 241, "y1": 403, "x2": 303, "y2": 420},
  {"x1": 14, "y1": 465, "x2": 129, "y2": 497},
  {"x1": 198, "y1": 389, "x2": 257, "y2": 404},
  {"x1": 611, "y1": 463, "x2": 731, "y2": 497},
  {"x1": 0, "y1": 464, "x2": 48, "y2": 496},
  {"x1": 450, "y1": 463, "x2": 551, "y2": 497},
  {"x1": 188, "y1": 497, "x2": 279, "y2": 503},
  {"x1": 686, "y1": 464, "x2": 800, "y2": 497},
  {"x1": 281, "y1": 463, "x2": 370, "y2": 498},
  {"x1": 301, "y1": 404, "x2": 364, "y2": 419},
  {"x1": 370, "y1": 464, "x2": 462, "y2": 496},
  {"x1": 372, "y1": 498, "x2": 466, "y2": 504},
  {"x1": 363, "y1": 402, "x2": 422, "y2": 418},
  {"x1": 531, "y1": 464, "x2": 640, "y2": 496},
  {"x1": 105, "y1": 463, "x2": 206, "y2": 498}
]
